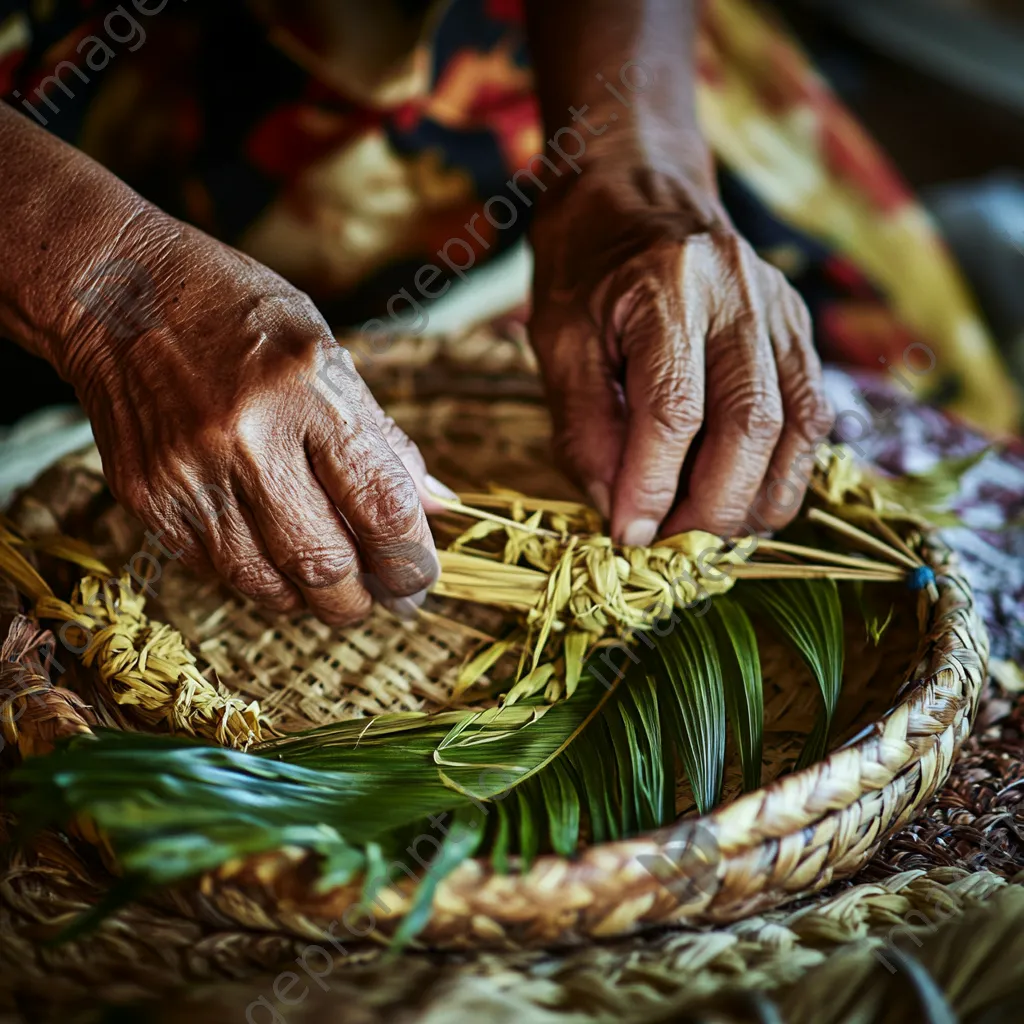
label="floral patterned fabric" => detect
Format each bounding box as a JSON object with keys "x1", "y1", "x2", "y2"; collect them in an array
[
  {"x1": 0, "y1": 0, "x2": 1019, "y2": 431},
  {"x1": 826, "y1": 366, "x2": 1024, "y2": 662}
]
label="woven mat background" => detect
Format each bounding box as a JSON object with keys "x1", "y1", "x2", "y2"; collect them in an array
[{"x1": 1, "y1": 691, "x2": 1022, "y2": 1022}]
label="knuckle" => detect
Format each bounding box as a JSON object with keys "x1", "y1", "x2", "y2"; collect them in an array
[
  {"x1": 195, "y1": 395, "x2": 285, "y2": 459},
  {"x1": 804, "y1": 394, "x2": 836, "y2": 438},
  {"x1": 705, "y1": 509, "x2": 746, "y2": 536},
  {"x1": 790, "y1": 385, "x2": 834, "y2": 441},
  {"x1": 279, "y1": 546, "x2": 358, "y2": 591},
  {"x1": 310, "y1": 344, "x2": 360, "y2": 403},
  {"x1": 789, "y1": 292, "x2": 813, "y2": 338},
  {"x1": 227, "y1": 555, "x2": 289, "y2": 603},
  {"x1": 629, "y1": 473, "x2": 679, "y2": 512},
  {"x1": 231, "y1": 403, "x2": 271, "y2": 455},
  {"x1": 354, "y1": 473, "x2": 426, "y2": 545},
  {"x1": 325, "y1": 342, "x2": 356, "y2": 373},
  {"x1": 378, "y1": 417, "x2": 425, "y2": 468},
  {"x1": 732, "y1": 390, "x2": 784, "y2": 442},
  {"x1": 764, "y1": 262, "x2": 791, "y2": 292},
  {"x1": 647, "y1": 380, "x2": 703, "y2": 439}
]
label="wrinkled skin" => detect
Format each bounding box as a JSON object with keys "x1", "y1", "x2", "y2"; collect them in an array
[
  {"x1": 529, "y1": 170, "x2": 835, "y2": 547},
  {"x1": 2, "y1": 0, "x2": 836, "y2": 629},
  {"x1": 64, "y1": 213, "x2": 442, "y2": 624}
]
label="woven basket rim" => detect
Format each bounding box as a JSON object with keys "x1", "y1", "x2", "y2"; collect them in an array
[
  {"x1": 4, "y1": 465, "x2": 987, "y2": 949},
  {"x1": 0, "y1": 334, "x2": 989, "y2": 948},
  {"x1": 186, "y1": 526, "x2": 985, "y2": 946}
]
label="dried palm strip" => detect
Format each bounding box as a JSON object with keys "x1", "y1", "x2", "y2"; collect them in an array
[
  {"x1": 807, "y1": 507, "x2": 921, "y2": 570},
  {"x1": 433, "y1": 455, "x2": 924, "y2": 698},
  {"x1": 0, "y1": 530, "x2": 53, "y2": 604},
  {"x1": 753, "y1": 538, "x2": 907, "y2": 573},
  {"x1": 726, "y1": 564, "x2": 903, "y2": 580}
]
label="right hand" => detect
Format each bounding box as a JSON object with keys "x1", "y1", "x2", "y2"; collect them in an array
[{"x1": 61, "y1": 212, "x2": 442, "y2": 625}]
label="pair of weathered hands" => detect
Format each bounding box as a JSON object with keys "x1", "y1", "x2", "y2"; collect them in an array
[{"x1": 56, "y1": 156, "x2": 831, "y2": 626}]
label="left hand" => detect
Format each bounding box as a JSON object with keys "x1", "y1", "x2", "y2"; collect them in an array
[{"x1": 528, "y1": 167, "x2": 834, "y2": 546}]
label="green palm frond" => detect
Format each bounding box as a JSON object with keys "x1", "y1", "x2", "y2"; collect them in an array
[
  {"x1": 11, "y1": 580, "x2": 846, "y2": 943},
  {"x1": 709, "y1": 598, "x2": 764, "y2": 793},
  {"x1": 736, "y1": 579, "x2": 844, "y2": 769},
  {"x1": 651, "y1": 616, "x2": 727, "y2": 815}
]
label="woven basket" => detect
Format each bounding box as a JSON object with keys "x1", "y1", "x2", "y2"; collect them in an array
[{"x1": 3, "y1": 331, "x2": 988, "y2": 951}]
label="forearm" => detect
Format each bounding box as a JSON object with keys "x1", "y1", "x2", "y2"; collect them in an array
[
  {"x1": 523, "y1": 0, "x2": 715, "y2": 196},
  {"x1": 0, "y1": 101, "x2": 161, "y2": 379}
]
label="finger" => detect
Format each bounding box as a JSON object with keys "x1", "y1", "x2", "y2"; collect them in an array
[
  {"x1": 610, "y1": 286, "x2": 706, "y2": 547},
  {"x1": 241, "y1": 457, "x2": 376, "y2": 628},
  {"x1": 202, "y1": 496, "x2": 304, "y2": 616},
  {"x1": 662, "y1": 310, "x2": 783, "y2": 538},
  {"x1": 116, "y1": 471, "x2": 232, "y2": 589},
  {"x1": 362, "y1": 387, "x2": 458, "y2": 515},
  {"x1": 308, "y1": 396, "x2": 439, "y2": 602},
  {"x1": 310, "y1": 340, "x2": 454, "y2": 514},
  {"x1": 150, "y1": 518, "x2": 215, "y2": 581},
  {"x1": 533, "y1": 317, "x2": 626, "y2": 518},
  {"x1": 754, "y1": 285, "x2": 834, "y2": 532}
]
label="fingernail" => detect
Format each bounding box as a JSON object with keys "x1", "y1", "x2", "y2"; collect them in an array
[
  {"x1": 425, "y1": 474, "x2": 459, "y2": 502},
  {"x1": 621, "y1": 518, "x2": 659, "y2": 547},
  {"x1": 587, "y1": 481, "x2": 610, "y2": 519},
  {"x1": 386, "y1": 588, "x2": 429, "y2": 621}
]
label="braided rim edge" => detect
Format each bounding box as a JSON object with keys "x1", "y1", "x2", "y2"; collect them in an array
[{"x1": 166, "y1": 530, "x2": 987, "y2": 949}]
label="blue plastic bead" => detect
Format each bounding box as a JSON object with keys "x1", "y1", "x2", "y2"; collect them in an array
[{"x1": 908, "y1": 565, "x2": 936, "y2": 591}]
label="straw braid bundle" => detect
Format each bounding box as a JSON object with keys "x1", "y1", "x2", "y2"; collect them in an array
[
  {"x1": 437, "y1": 507, "x2": 741, "y2": 699},
  {"x1": 33, "y1": 574, "x2": 265, "y2": 748}
]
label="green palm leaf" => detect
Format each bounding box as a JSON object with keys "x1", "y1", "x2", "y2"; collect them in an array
[
  {"x1": 563, "y1": 715, "x2": 620, "y2": 844},
  {"x1": 708, "y1": 597, "x2": 764, "y2": 792},
  {"x1": 391, "y1": 809, "x2": 485, "y2": 950},
  {"x1": 539, "y1": 760, "x2": 580, "y2": 857},
  {"x1": 647, "y1": 615, "x2": 727, "y2": 815},
  {"x1": 9, "y1": 578, "x2": 849, "y2": 942},
  {"x1": 736, "y1": 579, "x2": 844, "y2": 769}
]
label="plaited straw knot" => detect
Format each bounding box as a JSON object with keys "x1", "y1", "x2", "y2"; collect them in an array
[
  {"x1": 525, "y1": 533, "x2": 738, "y2": 640},
  {"x1": 35, "y1": 575, "x2": 265, "y2": 749},
  {"x1": 438, "y1": 504, "x2": 745, "y2": 700}
]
